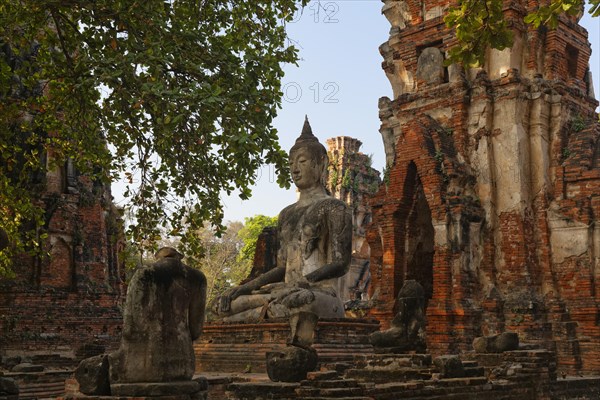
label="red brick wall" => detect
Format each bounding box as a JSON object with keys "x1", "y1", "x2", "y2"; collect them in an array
[
  {"x1": 369, "y1": 0, "x2": 600, "y2": 374},
  {"x1": 0, "y1": 292, "x2": 122, "y2": 358},
  {"x1": 0, "y1": 176, "x2": 125, "y2": 363}
]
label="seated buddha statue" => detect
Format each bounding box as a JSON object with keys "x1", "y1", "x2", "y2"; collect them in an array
[{"x1": 215, "y1": 117, "x2": 352, "y2": 326}]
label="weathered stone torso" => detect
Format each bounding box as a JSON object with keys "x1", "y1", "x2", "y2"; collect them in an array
[
  {"x1": 109, "y1": 257, "x2": 206, "y2": 383},
  {"x1": 279, "y1": 197, "x2": 349, "y2": 291}
]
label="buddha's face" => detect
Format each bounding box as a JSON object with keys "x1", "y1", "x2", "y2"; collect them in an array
[{"x1": 290, "y1": 147, "x2": 324, "y2": 190}]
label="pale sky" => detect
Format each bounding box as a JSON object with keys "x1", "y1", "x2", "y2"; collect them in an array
[
  {"x1": 220, "y1": 0, "x2": 600, "y2": 223},
  {"x1": 221, "y1": 0, "x2": 391, "y2": 222}
]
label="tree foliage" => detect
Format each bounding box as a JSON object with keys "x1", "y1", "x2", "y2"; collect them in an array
[
  {"x1": 445, "y1": 0, "x2": 600, "y2": 66},
  {"x1": 194, "y1": 221, "x2": 245, "y2": 305},
  {"x1": 0, "y1": 0, "x2": 308, "y2": 275}
]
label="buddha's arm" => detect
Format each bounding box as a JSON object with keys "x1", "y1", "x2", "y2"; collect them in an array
[
  {"x1": 219, "y1": 214, "x2": 288, "y2": 313},
  {"x1": 219, "y1": 266, "x2": 286, "y2": 312},
  {"x1": 241, "y1": 266, "x2": 286, "y2": 291},
  {"x1": 305, "y1": 204, "x2": 352, "y2": 282}
]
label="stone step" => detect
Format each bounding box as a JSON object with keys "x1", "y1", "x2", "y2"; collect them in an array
[
  {"x1": 353, "y1": 353, "x2": 432, "y2": 369},
  {"x1": 301, "y1": 397, "x2": 374, "y2": 400},
  {"x1": 18, "y1": 381, "x2": 65, "y2": 400},
  {"x1": 461, "y1": 360, "x2": 479, "y2": 368},
  {"x1": 345, "y1": 367, "x2": 432, "y2": 383},
  {"x1": 320, "y1": 362, "x2": 354, "y2": 373},
  {"x1": 307, "y1": 371, "x2": 340, "y2": 381},
  {"x1": 463, "y1": 366, "x2": 485, "y2": 377},
  {"x1": 300, "y1": 377, "x2": 358, "y2": 388},
  {"x1": 432, "y1": 377, "x2": 488, "y2": 387},
  {"x1": 226, "y1": 381, "x2": 299, "y2": 399},
  {"x1": 367, "y1": 376, "x2": 491, "y2": 400},
  {"x1": 296, "y1": 386, "x2": 364, "y2": 397},
  {"x1": 518, "y1": 342, "x2": 542, "y2": 350},
  {"x1": 301, "y1": 379, "x2": 360, "y2": 388}
]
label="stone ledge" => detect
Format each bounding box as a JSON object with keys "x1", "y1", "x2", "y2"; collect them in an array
[
  {"x1": 196, "y1": 318, "x2": 379, "y2": 373},
  {"x1": 225, "y1": 381, "x2": 299, "y2": 398},
  {"x1": 111, "y1": 381, "x2": 202, "y2": 396}
]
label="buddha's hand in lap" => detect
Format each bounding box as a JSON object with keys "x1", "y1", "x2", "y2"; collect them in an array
[
  {"x1": 218, "y1": 284, "x2": 253, "y2": 313},
  {"x1": 280, "y1": 287, "x2": 316, "y2": 309}
]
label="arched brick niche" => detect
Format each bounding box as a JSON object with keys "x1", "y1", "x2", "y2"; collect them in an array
[{"x1": 368, "y1": 116, "x2": 484, "y2": 354}]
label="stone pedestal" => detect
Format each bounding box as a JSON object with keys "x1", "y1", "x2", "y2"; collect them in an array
[
  {"x1": 195, "y1": 318, "x2": 379, "y2": 373},
  {"x1": 225, "y1": 382, "x2": 299, "y2": 400},
  {"x1": 111, "y1": 380, "x2": 204, "y2": 396},
  {"x1": 61, "y1": 378, "x2": 208, "y2": 400}
]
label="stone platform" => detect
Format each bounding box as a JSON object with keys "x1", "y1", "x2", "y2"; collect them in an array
[
  {"x1": 194, "y1": 318, "x2": 379, "y2": 373},
  {"x1": 61, "y1": 377, "x2": 208, "y2": 399},
  {"x1": 110, "y1": 381, "x2": 205, "y2": 397},
  {"x1": 224, "y1": 352, "x2": 600, "y2": 400},
  {"x1": 4, "y1": 369, "x2": 72, "y2": 399}
]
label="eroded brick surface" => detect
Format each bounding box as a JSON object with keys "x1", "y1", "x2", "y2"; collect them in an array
[
  {"x1": 0, "y1": 168, "x2": 125, "y2": 364},
  {"x1": 368, "y1": 0, "x2": 600, "y2": 374}
]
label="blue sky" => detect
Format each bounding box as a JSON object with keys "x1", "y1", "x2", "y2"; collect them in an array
[
  {"x1": 222, "y1": 0, "x2": 392, "y2": 221},
  {"x1": 220, "y1": 0, "x2": 600, "y2": 223}
]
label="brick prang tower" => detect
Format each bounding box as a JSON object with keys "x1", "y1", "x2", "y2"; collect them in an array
[
  {"x1": 0, "y1": 154, "x2": 125, "y2": 366},
  {"x1": 368, "y1": 0, "x2": 600, "y2": 374},
  {"x1": 327, "y1": 136, "x2": 381, "y2": 302}
]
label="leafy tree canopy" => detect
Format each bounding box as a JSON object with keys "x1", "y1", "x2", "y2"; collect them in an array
[
  {"x1": 445, "y1": 0, "x2": 600, "y2": 66},
  {"x1": 0, "y1": 0, "x2": 308, "y2": 276}
]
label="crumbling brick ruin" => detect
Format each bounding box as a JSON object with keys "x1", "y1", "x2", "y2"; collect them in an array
[
  {"x1": 327, "y1": 137, "x2": 381, "y2": 302},
  {"x1": 0, "y1": 154, "x2": 125, "y2": 365},
  {"x1": 368, "y1": 0, "x2": 600, "y2": 375}
]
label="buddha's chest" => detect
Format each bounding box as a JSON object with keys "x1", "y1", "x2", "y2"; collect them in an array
[{"x1": 280, "y1": 204, "x2": 328, "y2": 281}]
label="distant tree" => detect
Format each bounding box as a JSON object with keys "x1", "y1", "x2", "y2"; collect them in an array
[
  {"x1": 193, "y1": 221, "x2": 245, "y2": 305},
  {"x1": 0, "y1": 0, "x2": 308, "y2": 276},
  {"x1": 445, "y1": 0, "x2": 599, "y2": 66},
  {"x1": 235, "y1": 214, "x2": 278, "y2": 283},
  {"x1": 118, "y1": 221, "x2": 244, "y2": 301},
  {"x1": 120, "y1": 233, "x2": 181, "y2": 283}
]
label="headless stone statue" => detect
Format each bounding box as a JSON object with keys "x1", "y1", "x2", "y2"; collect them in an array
[
  {"x1": 215, "y1": 117, "x2": 352, "y2": 327},
  {"x1": 109, "y1": 247, "x2": 207, "y2": 385},
  {"x1": 370, "y1": 280, "x2": 426, "y2": 352}
]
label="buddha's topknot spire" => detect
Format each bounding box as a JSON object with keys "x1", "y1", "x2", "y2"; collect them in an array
[{"x1": 296, "y1": 115, "x2": 318, "y2": 144}]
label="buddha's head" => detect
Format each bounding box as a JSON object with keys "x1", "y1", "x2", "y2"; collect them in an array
[{"x1": 289, "y1": 117, "x2": 328, "y2": 191}]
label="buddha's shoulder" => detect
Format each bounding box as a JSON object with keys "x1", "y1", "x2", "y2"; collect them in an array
[
  {"x1": 278, "y1": 197, "x2": 349, "y2": 221},
  {"x1": 305, "y1": 198, "x2": 349, "y2": 219},
  {"x1": 315, "y1": 197, "x2": 348, "y2": 212},
  {"x1": 279, "y1": 203, "x2": 297, "y2": 219}
]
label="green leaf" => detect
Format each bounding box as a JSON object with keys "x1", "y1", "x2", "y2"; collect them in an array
[
  {"x1": 445, "y1": 0, "x2": 592, "y2": 67},
  {"x1": 0, "y1": 0, "x2": 310, "y2": 275}
]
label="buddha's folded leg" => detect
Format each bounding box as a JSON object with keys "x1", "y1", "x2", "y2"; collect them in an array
[
  {"x1": 219, "y1": 293, "x2": 276, "y2": 322},
  {"x1": 222, "y1": 305, "x2": 266, "y2": 323},
  {"x1": 278, "y1": 287, "x2": 344, "y2": 319},
  {"x1": 229, "y1": 293, "x2": 272, "y2": 315},
  {"x1": 296, "y1": 289, "x2": 344, "y2": 319},
  {"x1": 266, "y1": 302, "x2": 290, "y2": 319}
]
